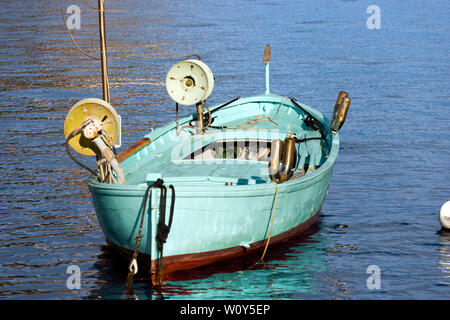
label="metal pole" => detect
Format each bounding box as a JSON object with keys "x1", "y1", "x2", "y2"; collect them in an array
[
  {"x1": 176, "y1": 103, "x2": 179, "y2": 131},
  {"x1": 196, "y1": 103, "x2": 204, "y2": 134},
  {"x1": 265, "y1": 62, "x2": 270, "y2": 95},
  {"x1": 98, "y1": 0, "x2": 110, "y2": 103},
  {"x1": 263, "y1": 45, "x2": 271, "y2": 95}
]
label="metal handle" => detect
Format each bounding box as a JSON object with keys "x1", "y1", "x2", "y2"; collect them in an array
[{"x1": 183, "y1": 53, "x2": 202, "y2": 61}]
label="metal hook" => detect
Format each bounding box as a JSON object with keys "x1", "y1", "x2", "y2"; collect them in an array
[{"x1": 129, "y1": 258, "x2": 138, "y2": 275}]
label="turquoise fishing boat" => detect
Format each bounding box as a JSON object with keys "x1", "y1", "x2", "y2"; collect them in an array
[{"x1": 63, "y1": 1, "x2": 351, "y2": 286}]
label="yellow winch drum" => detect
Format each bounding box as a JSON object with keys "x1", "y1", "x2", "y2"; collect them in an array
[{"x1": 64, "y1": 98, "x2": 121, "y2": 156}]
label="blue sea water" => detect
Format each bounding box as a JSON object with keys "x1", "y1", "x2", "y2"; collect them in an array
[{"x1": 0, "y1": 0, "x2": 449, "y2": 300}]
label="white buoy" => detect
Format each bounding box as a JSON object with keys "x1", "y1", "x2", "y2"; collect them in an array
[{"x1": 438, "y1": 201, "x2": 450, "y2": 230}]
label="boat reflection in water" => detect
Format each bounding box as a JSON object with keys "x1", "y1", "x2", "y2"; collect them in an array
[{"x1": 86, "y1": 220, "x2": 331, "y2": 299}]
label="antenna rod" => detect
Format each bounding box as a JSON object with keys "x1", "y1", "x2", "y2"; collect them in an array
[
  {"x1": 98, "y1": 0, "x2": 110, "y2": 103},
  {"x1": 263, "y1": 44, "x2": 271, "y2": 95}
]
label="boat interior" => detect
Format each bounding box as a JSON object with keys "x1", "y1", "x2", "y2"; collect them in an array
[{"x1": 120, "y1": 97, "x2": 332, "y2": 187}]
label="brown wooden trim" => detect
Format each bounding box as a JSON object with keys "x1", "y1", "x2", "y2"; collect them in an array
[
  {"x1": 109, "y1": 211, "x2": 320, "y2": 277},
  {"x1": 116, "y1": 138, "x2": 151, "y2": 163}
]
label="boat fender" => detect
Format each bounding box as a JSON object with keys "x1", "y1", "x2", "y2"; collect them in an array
[
  {"x1": 268, "y1": 137, "x2": 296, "y2": 183},
  {"x1": 279, "y1": 137, "x2": 296, "y2": 181},
  {"x1": 268, "y1": 139, "x2": 283, "y2": 182},
  {"x1": 331, "y1": 91, "x2": 351, "y2": 132}
]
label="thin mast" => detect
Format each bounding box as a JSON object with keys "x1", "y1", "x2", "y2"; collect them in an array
[{"x1": 98, "y1": 0, "x2": 110, "y2": 103}]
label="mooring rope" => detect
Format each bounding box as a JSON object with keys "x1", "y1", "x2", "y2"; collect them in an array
[
  {"x1": 228, "y1": 180, "x2": 279, "y2": 284},
  {"x1": 257, "y1": 180, "x2": 279, "y2": 263}
]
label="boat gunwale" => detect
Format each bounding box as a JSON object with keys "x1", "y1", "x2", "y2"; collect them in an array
[{"x1": 144, "y1": 93, "x2": 330, "y2": 142}]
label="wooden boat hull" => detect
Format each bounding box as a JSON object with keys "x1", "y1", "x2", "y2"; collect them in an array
[
  {"x1": 87, "y1": 94, "x2": 340, "y2": 275},
  {"x1": 89, "y1": 171, "x2": 331, "y2": 274}
]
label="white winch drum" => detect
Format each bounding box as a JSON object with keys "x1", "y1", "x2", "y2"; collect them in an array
[{"x1": 165, "y1": 59, "x2": 214, "y2": 106}]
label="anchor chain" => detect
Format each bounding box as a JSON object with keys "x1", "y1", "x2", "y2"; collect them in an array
[
  {"x1": 125, "y1": 179, "x2": 176, "y2": 294},
  {"x1": 125, "y1": 178, "x2": 163, "y2": 293}
]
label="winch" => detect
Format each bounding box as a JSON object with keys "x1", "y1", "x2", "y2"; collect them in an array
[
  {"x1": 165, "y1": 55, "x2": 214, "y2": 134},
  {"x1": 64, "y1": 98, "x2": 124, "y2": 184}
]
